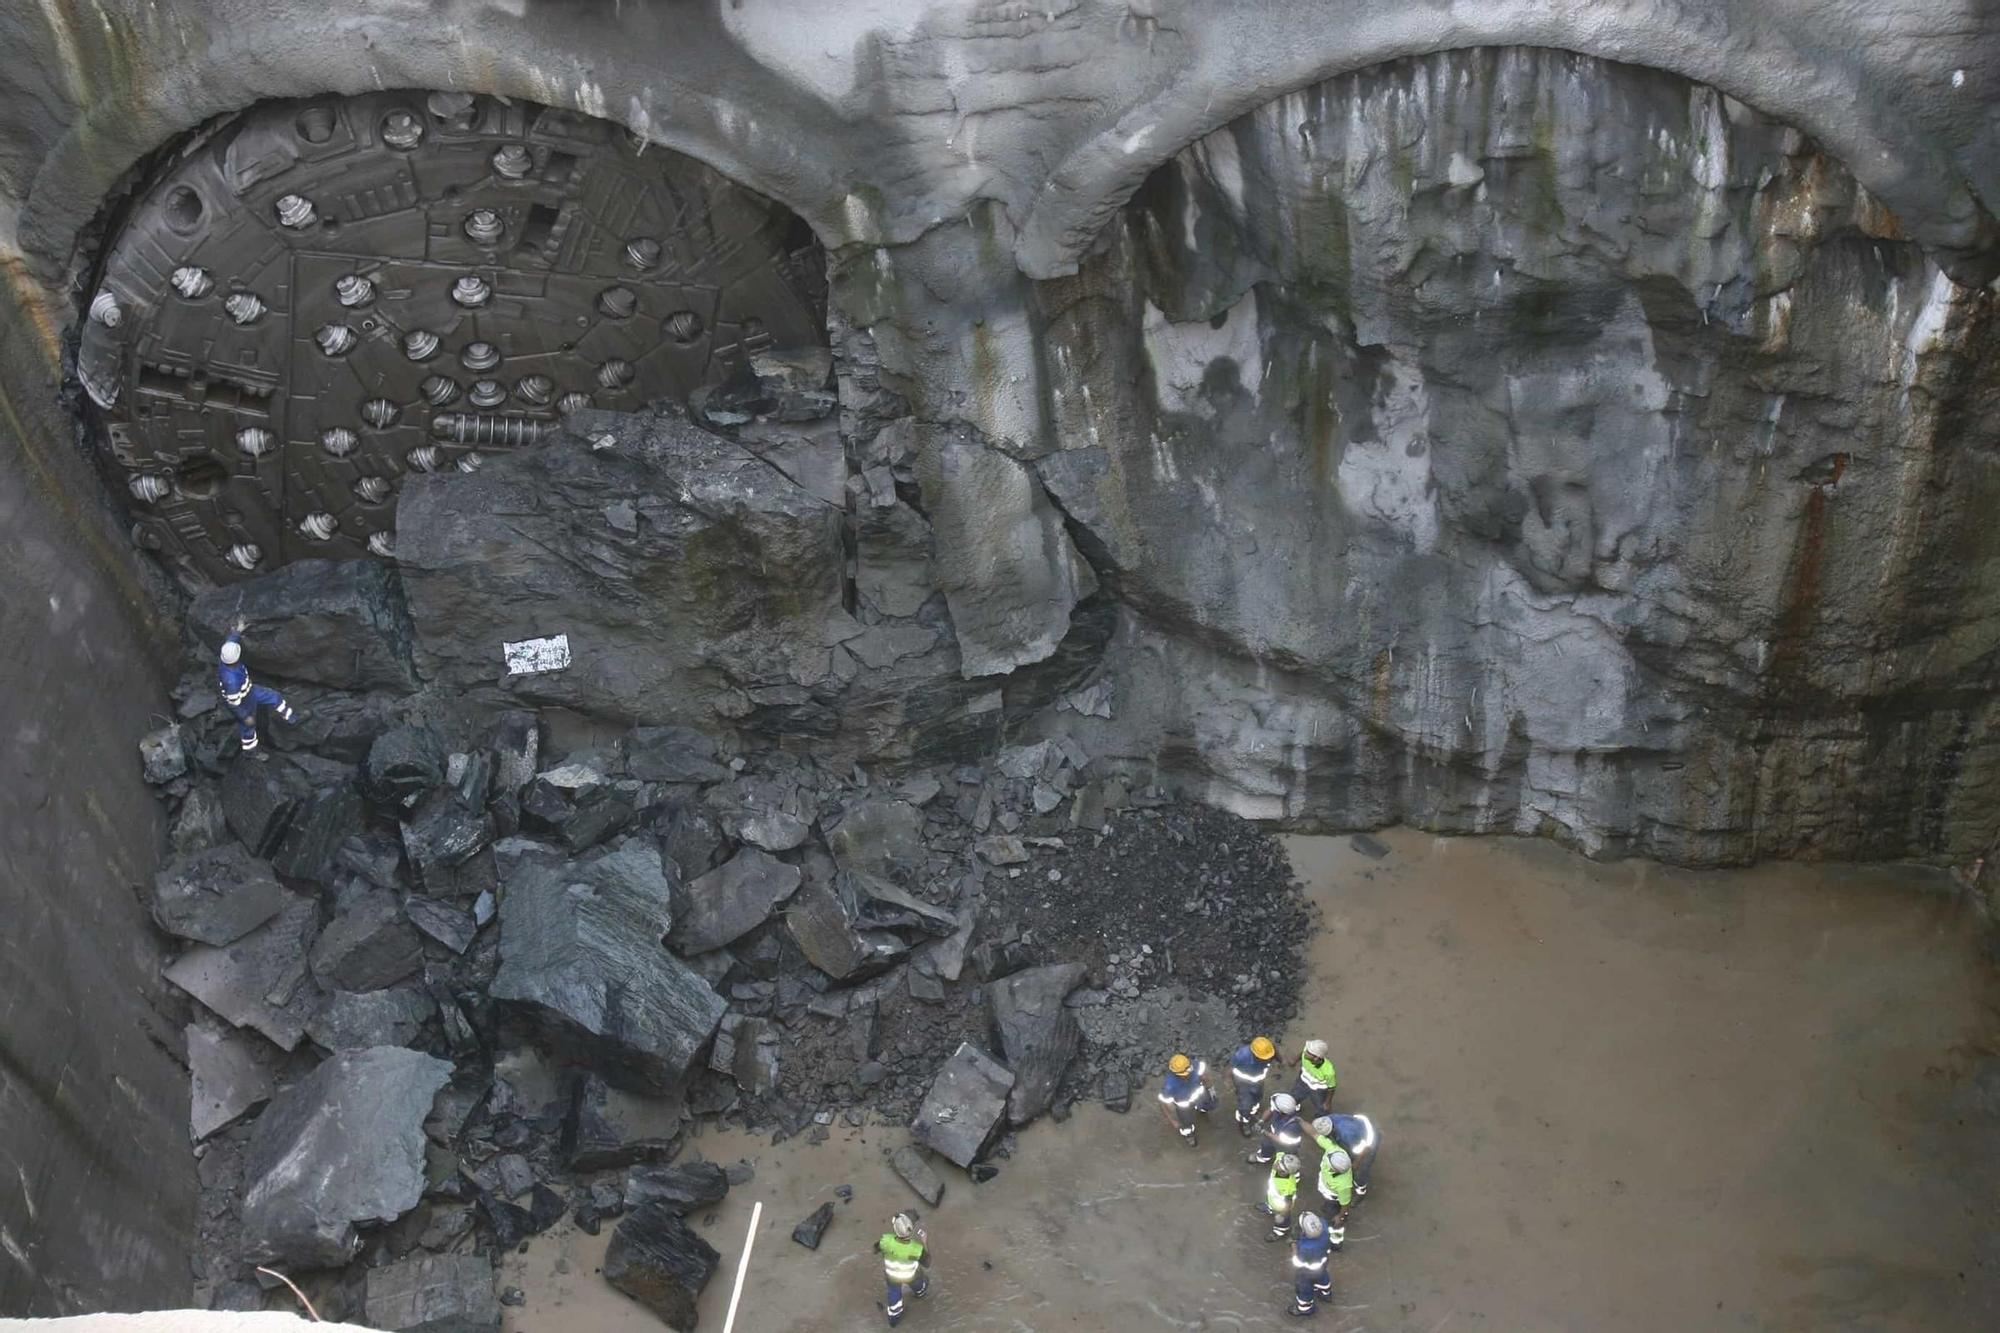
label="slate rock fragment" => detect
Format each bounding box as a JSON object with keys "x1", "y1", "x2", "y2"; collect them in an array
[
  {"x1": 221, "y1": 755, "x2": 303, "y2": 856},
  {"x1": 987, "y1": 963, "x2": 1086, "y2": 1126},
  {"x1": 784, "y1": 877, "x2": 907, "y2": 982},
  {"x1": 169, "y1": 783, "x2": 231, "y2": 855},
  {"x1": 272, "y1": 780, "x2": 366, "y2": 883},
  {"x1": 672, "y1": 847, "x2": 802, "y2": 955},
  {"x1": 402, "y1": 789, "x2": 497, "y2": 886},
  {"x1": 624, "y1": 1161, "x2": 729, "y2": 1214},
  {"x1": 311, "y1": 888, "x2": 424, "y2": 991},
  {"x1": 187, "y1": 1021, "x2": 273, "y2": 1141},
  {"x1": 337, "y1": 832, "x2": 406, "y2": 888},
  {"x1": 910, "y1": 1042, "x2": 1015, "y2": 1168},
  {"x1": 151, "y1": 843, "x2": 288, "y2": 946},
  {"x1": 791, "y1": 1202, "x2": 835, "y2": 1250},
  {"x1": 603, "y1": 1203, "x2": 720, "y2": 1330},
  {"x1": 308, "y1": 986, "x2": 436, "y2": 1051},
  {"x1": 365, "y1": 725, "x2": 449, "y2": 815},
  {"x1": 363, "y1": 1253, "x2": 500, "y2": 1333},
  {"x1": 888, "y1": 1144, "x2": 945, "y2": 1207},
  {"x1": 241, "y1": 1045, "x2": 453, "y2": 1268},
  {"x1": 404, "y1": 895, "x2": 478, "y2": 954},
  {"x1": 164, "y1": 893, "x2": 322, "y2": 1050},
  {"x1": 491, "y1": 839, "x2": 725, "y2": 1095}
]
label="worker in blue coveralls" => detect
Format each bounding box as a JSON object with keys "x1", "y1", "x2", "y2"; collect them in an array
[
  {"x1": 1312, "y1": 1111, "x2": 1380, "y2": 1197},
  {"x1": 1229, "y1": 1035, "x2": 1279, "y2": 1135},
  {"x1": 1289, "y1": 1211, "x2": 1334, "y2": 1317},
  {"x1": 217, "y1": 617, "x2": 297, "y2": 758}
]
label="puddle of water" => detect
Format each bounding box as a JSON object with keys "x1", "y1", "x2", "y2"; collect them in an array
[{"x1": 503, "y1": 830, "x2": 2000, "y2": 1331}]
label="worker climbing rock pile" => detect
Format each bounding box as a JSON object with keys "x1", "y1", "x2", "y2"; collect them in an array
[{"x1": 1158, "y1": 1035, "x2": 1382, "y2": 1318}]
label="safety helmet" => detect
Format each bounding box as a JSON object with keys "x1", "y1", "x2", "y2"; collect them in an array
[
  {"x1": 1168, "y1": 1053, "x2": 1192, "y2": 1077},
  {"x1": 1271, "y1": 1093, "x2": 1297, "y2": 1114},
  {"x1": 890, "y1": 1211, "x2": 917, "y2": 1240},
  {"x1": 1250, "y1": 1036, "x2": 1275, "y2": 1061},
  {"x1": 1303, "y1": 1038, "x2": 1329, "y2": 1059},
  {"x1": 1327, "y1": 1149, "x2": 1351, "y2": 1174},
  {"x1": 1311, "y1": 1116, "x2": 1334, "y2": 1138},
  {"x1": 219, "y1": 640, "x2": 242, "y2": 665},
  {"x1": 1275, "y1": 1153, "x2": 1300, "y2": 1175},
  {"x1": 1299, "y1": 1212, "x2": 1324, "y2": 1238}
]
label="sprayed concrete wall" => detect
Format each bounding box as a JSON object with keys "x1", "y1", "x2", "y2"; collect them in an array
[{"x1": 0, "y1": 316, "x2": 192, "y2": 1307}]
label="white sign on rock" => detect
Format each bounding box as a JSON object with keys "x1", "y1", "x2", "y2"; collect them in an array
[{"x1": 503, "y1": 633, "x2": 571, "y2": 676}]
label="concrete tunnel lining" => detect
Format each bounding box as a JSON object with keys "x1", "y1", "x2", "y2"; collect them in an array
[{"x1": 5, "y1": 0, "x2": 1996, "y2": 294}]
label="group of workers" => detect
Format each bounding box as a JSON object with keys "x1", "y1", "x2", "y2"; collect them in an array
[{"x1": 1158, "y1": 1036, "x2": 1380, "y2": 1318}]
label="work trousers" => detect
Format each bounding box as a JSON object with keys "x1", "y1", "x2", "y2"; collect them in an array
[
  {"x1": 1232, "y1": 1077, "x2": 1265, "y2": 1127},
  {"x1": 1292, "y1": 1266, "x2": 1331, "y2": 1315},
  {"x1": 229, "y1": 685, "x2": 294, "y2": 751},
  {"x1": 884, "y1": 1273, "x2": 929, "y2": 1324},
  {"x1": 1290, "y1": 1074, "x2": 1331, "y2": 1119}
]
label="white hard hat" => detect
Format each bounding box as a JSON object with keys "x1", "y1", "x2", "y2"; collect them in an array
[
  {"x1": 1271, "y1": 1093, "x2": 1297, "y2": 1114},
  {"x1": 219, "y1": 640, "x2": 242, "y2": 665},
  {"x1": 1299, "y1": 1212, "x2": 1324, "y2": 1238},
  {"x1": 1327, "y1": 1149, "x2": 1351, "y2": 1174},
  {"x1": 891, "y1": 1211, "x2": 916, "y2": 1240},
  {"x1": 1276, "y1": 1153, "x2": 1300, "y2": 1174},
  {"x1": 1304, "y1": 1039, "x2": 1329, "y2": 1059},
  {"x1": 1311, "y1": 1116, "x2": 1334, "y2": 1138}
]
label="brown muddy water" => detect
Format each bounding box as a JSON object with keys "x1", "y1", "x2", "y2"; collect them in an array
[{"x1": 502, "y1": 830, "x2": 2000, "y2": 1331}]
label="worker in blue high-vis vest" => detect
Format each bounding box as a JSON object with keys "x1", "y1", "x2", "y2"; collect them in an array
[
  {"x1": 217, "y1": 618, "x2": 298, "y2": 757},
  {"x1": 1289, "y1": 1210, "x2": 1334, "y2": 1316}
]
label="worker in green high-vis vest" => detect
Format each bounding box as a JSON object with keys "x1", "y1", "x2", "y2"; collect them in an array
[
  {"x1": 1264, "y1": 1151, "x2": 1302, "y2": 1241},
  {"x1": 1291, "y1": 1038, "x2": 1338, "y2": 1118},
  {"x1": 877, "y1": 1210, "x2": 932, "y2": 1326}
]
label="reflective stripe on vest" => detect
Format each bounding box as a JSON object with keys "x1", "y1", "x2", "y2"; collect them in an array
[
  {"x1": 1299, "y1": 1054, "x2": 1336, "y2": 1090},
  {"x1": 1291, "y1": 1252, "x2": 1328, "y2": 1271}
]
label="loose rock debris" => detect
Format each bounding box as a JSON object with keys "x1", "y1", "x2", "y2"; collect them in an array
[{"x1": 141, "y1": 643, "x2": 1312, "y2": 1320}]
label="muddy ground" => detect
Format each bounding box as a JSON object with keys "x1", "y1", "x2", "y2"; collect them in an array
[{"x1": 500, "y1": 829, "x2": 2000, "y2": 1331}]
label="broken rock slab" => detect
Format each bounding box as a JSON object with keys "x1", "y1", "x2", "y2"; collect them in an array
[
  {"x1": 784, "y1": 877, "x2": 907, "y2": 982},
  {"x1": 241, "y1": 1045, "x2": 453, "y2": 1269},
  {"x1": 624, "y1": 1161, "x2": 729, "y2": 1214},
  {"x1": 492, "y1": 839, "x2": 726, "y2": 1096},
  {"x1": 164, "y1": 893, "x2": 322, "y2": 1050},
  {"x1": 910, "y1": 1042, "x2": 1016, "y2": 1168},
  {"x1": 826, "y1": 798, "x2": 928, "y2": 883},
  {"x1": 791, "y1": 1202, "x2": 835, "y2": 1250},
  {"x1": 187, "y1": 1021, "x2": 273, "y2": 1141},
  {"x1": 189, "y1": 557, "x2": 420, "y2": 692},
  {"x1": 625, "y1": 726, "x2": 730, "y2": 785},
  {"x1": 363, "y1": 1253, "x2": 500, "y2": 1333},
  {"x1": 988, "y1": 962, "x2": 1087, "y2": 1126},
  {"x1": 889, "y1": 1144, "x2": 946, "y2": 1207},
  {"x1": 307, "y1": 986, "x2": 436, "y2": 1052},
  {"x1": 364, "y1": 724, "x2": 448, "y2": 816},
  {"x1": 310, "y1": 888, "x2": 424, "y2": 992},
  {"x1": 152, "y1": 843, "x2": 288, "y2": 946},
  {"x1": 272, "y1": 781, "x2": 366, "y2": 884},
  {"x1": 221, "y1": 755, "x2": 304, "y2": 857},
  {"x1": 671, "y1": 847, "x2": 802, "y2": 955},
  {"x1": 404, "y1": 895, "x2": 478, "y2": 954},
  {"x1": 603, "y1": 1202, "x2": 721, "y2": 1331}
]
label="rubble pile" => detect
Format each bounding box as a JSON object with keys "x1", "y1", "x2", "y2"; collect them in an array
[{"x1": 136, "y1": 570, "x2": 1311, "y2": 1319}]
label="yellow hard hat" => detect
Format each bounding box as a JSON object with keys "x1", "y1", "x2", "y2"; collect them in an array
[
  {"x1": 1250, "y1": 1036, "x2": 1276, "y2": 1061},
  {"x1": 1168, "y1": 1053, "x2": 1193, "y2": 1076}
]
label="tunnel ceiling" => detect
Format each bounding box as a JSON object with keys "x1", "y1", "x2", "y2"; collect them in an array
[{"x1": 78, "y1": 91, "x2": 827, "y2": 585}]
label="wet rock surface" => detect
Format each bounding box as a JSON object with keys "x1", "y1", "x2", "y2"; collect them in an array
[{"x1": 602, "y1": 1203, "x2": 719, "y2": 1330}]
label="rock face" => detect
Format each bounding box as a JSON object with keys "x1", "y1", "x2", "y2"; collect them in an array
[
  {"x1": 398, "y1": 407, "x2": 849, "y2": 728},
  {"x1": 1021, "y1": 49, "x2": 2000, "y2": 864},
  {"x1": 240, "y1": 1045, "x2": 453, "y2": 1269},
  {"x1": 189, "y1": 559, "x2": 419, "y2": 692},
  {"x1": 491, "y1": 840, "x2": 726, "y2": 1094},
  {"x1": 603, "y1": 1203, "x2": 720, "y2": 1331}
]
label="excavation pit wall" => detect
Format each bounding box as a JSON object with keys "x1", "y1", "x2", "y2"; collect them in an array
[{"x1": 2, "y1": 1, "x2": 1998, "y2": 1318}]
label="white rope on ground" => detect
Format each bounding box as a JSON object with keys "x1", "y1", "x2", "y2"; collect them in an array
[{"x1": 721, "y1": 1199, "x2": 762, "y2": 1333}]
